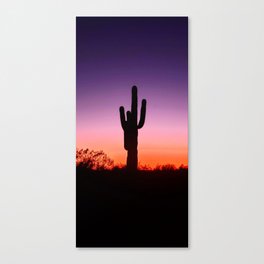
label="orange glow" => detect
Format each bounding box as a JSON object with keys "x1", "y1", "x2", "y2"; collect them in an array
[{"x1": 77, "y1": 131, "x2": 188, "y2": 169}]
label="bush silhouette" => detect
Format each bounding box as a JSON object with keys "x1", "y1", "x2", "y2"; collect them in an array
[
  {"x1": 76, "y1": 148, "x2": 114, "y2": 170},
  {"x1": 154, "y1": 164, "x2": 177, "y2": 171}
]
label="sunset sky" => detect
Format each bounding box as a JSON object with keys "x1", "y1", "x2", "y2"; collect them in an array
[{"x1": 76, "y1": 17, "x2": 188, "y2": 168}]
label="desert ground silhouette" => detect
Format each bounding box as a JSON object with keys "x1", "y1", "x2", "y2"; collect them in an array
[{"x1": 76, "y1": 149, "x2": 188, "y2": 247}]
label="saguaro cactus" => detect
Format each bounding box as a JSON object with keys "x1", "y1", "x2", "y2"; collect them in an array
[{"x1": 119, "y1": 86, "x2": 147, "y2": 171}]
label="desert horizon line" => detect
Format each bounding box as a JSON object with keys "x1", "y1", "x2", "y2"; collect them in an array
[{"x1": 76, "y1": 147, "x2": 188, "y2": 169}]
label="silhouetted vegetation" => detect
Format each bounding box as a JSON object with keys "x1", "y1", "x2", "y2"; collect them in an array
[
  {"x1": 76, "y1": 148, "x2": 114, "y2": 170},
  {"x1": 119, "y1": 86, "x2": 147, "y2": 171}
]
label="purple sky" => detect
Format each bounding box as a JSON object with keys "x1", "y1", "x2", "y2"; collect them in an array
[{"x1": 76, "y1": 17, "x2": 188, "y2": 167}]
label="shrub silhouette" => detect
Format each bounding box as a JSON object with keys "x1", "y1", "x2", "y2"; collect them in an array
[
  {"x1": 154, "y1": 164, "x2": 177, "y2": 171},
  {"x1": 119, "y1": 86, "x2": 147, "y2": 171},
  {"x1": 138, "y1": 164, "x2": 152, "y2": 171},
  {"x1": 76, "y1": 148, "x2": 114, "y2": 170}
]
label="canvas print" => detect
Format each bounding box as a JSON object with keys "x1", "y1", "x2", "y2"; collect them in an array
[{"x1": 76, "y1": 17, "x2": 188, "y2": 247}]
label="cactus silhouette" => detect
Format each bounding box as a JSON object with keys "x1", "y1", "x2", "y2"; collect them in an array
[{"x1": 119, "y1": 86, "x2": 147, "y2": 171}]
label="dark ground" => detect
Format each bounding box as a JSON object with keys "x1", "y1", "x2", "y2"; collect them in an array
[{"x1": 76, "y1": 168, "x2": 188, "y2": 247}]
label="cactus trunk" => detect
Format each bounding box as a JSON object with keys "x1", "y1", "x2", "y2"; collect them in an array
[{"x1": 119, "y1": 86, "x2": 146, "y2": 171}]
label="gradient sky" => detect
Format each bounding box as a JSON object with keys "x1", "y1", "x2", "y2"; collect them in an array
[{"x1": 76, "y1": 17, "x2": 188, "y2": 168}]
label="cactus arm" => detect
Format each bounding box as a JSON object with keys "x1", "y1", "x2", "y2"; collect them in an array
[
  {"x1": 125, "y1": 111, "x2": 132, "y2": 150},
  {"x1": 119, "y1": 106, "x2": 126, "y2": 130},
  {"x1": 131, "y1": 86, "x2": 138, "y2": 124},
  {"x1": 137, "y1": 99, "x2": 147, "y2": 129},
  {"x1": 126, "y1": 111, "x2": 132, "y2": 124},
  {"x1": 124, "y1": 130, "x2": 128, "y2": 150}
]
